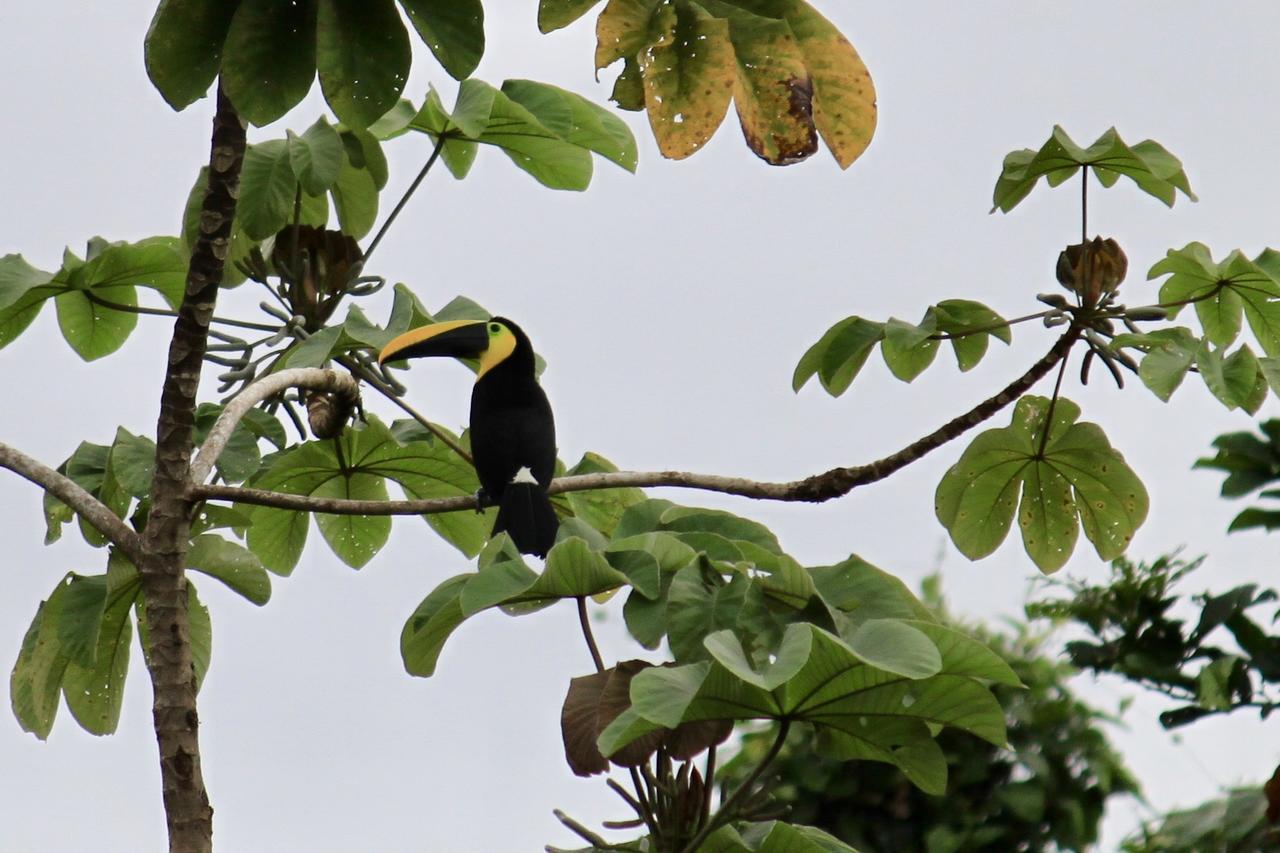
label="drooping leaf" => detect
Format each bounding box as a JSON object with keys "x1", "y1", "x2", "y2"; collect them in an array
[
  {"x1": 108, "y1": 427, "x2": 157, "y2": 499},
  {"x1": 933, "y1": 299, "x2": 1011, "y2": 371},
  {"x1": 54, "y1": 284, "x2": 138, "y2": 362},
  {"x1": 288, "y1": 117, "x2": 345, "y2": 195},
  {"x1": 935, "y1": 396, "x2": 1148, "y2": 573},
  {"x1": 144, "y1": 0, "x2": 239, "y2": 110},
  {"x1": 881, "y1": 314, "x2": 939, "y2": 383},
  {"x1": 220, "y1": 0, "x2": 318, "y2": 126},
  {"x1": 398, "y1": 0, "x2": 484, "y2": 80},
  {"x1": 401, "y1": 575, "x2": 471, "y2": 677},
  {"x1": 62, "y1": 570, "x2": 138, "y2": 735},
  {"x1": 792, "y1": 316, "x2": 885, "y2": 396},
  {"x1": 187, "y1": 534, "x2": 272, "y2": 606},
  {"x1": 316, "y1": 0, "x2": 412, "y2": 129},
  {"x1": 538, "y1": 0, "x2": 604, "y2": 32},
  {"x1": 501, "y1": 79, "x2": 638, "y2": 172}
]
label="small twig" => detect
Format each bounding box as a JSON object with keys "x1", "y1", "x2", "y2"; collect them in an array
[
  {"x1": 929, "y1": 309, "x2": 1054, "y2": 341},
  {"x1": 700, "y1": 746, "x2": 718, "y2": 829},
  {"x1": 680, "y1": 720, "x2": 791, "y2": 853},
  {"x1": 190, "y1": 368, "x2": 360, "y2": 484},
  {"x1": 0, "y1": 440, "x2": 145, "y2": 566},
  {"x1": 577, "y1": 596, "x2": 606, "y2": 673},
  {"x1": 552, "y1": 809, "x2": 617, "y2": 850}
]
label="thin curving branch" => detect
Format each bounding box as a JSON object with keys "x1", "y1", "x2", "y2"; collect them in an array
[
  {"x1": 0, "y1": 440, "x2": 144, "y2": 565},
  {"x1": 189, "y1": 325, "x2": 1082, "y2": 515},
  {"x1": 189, "y1": 368, "x2": 360, "y2": 485}
]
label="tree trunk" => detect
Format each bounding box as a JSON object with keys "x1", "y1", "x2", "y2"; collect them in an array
[{"x1": 138, "y1": 84, "x2": 245, "y2": 853}]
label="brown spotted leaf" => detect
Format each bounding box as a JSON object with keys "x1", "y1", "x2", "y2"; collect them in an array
[
  {"x1": 723, "y1": 9, "x2": 816, "y2": 164},
  {"x1": 639, "y1": 2, "x2": 737, "y2": 160},
  {"x1": 591, "y1": 0, "x2": 875, "y2": 166}
]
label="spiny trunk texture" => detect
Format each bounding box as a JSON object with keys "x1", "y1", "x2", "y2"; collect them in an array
[{"x1": 139, "y1": 85, "x2": 245, "y2": 853}]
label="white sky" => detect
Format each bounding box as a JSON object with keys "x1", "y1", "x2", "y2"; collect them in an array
[{"x1": 4, "y1": 3, "x2": 1280, "y2": 851}]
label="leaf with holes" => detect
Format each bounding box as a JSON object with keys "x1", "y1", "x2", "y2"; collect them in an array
[
  {"x1": 219, "y1": 0, "x2": 318, "y2": 126},
  {"x1": 316, "y1": 0, "x2": 411, "y2": 129},
  {"x1": 993, "y1": 126, "x2": 1195, "y2": 212},
  {"x1": 935, "y1": 396, "x2": 1148, "y2": 573},
  {"x1": 398, "y1": 0, "x2": 484, "y2": 80}
]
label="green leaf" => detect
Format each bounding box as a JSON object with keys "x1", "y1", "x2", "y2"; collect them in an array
[
  {"x1": 0, "y1": 254, "x2": 53, "y2": 313},
  {"x1": 331, "y1": 153, "x2": 380, "y2": 239},
  {"x1": 666, "y1": 562, "x2": 748, "y2": 663},
  {"x1": 56, "y1": 574, "x2": 109, "y2": 669},
  {"x1": 238, "y1": 140, "x2": 300, "y2": 241},
  {"x1": 288, "y1": 117, "x2": 345, "y2": 195},
  {"x1": 501, "y1": 79, "x2": 638, "y2": 172},
  {"x1": 992, "y1": 126, "x2": 1196, "y2": 213},
  {"x1": 246, "y1": 506, "x2": 309, "y2": 576},
  {"x1": 933, "y1": 299, "x2": 1011, "y2": 371},
  {"x1": 1149, "y1": 244, "x2": 1280, "y2": 354},
  {"x1": 54, "y1": 284, "x2": 138, "y2": 361},
  {"x1": 601, "y1": 623, "x2": 1006, "y2": 777},
  {"x1": 401, "y1": 574, "x2": 470, "y2": 677},
  {"x1": 316, "y1": 0, "x2": 411, "y2": 129},
  {"x1": 187, "y1": 534, "x2": 272, "y2": 606},
  {"x1": 1197, "y1": 342, "x2": 1267, "y2": 413},
  {"x1": 144, "y1": 0, "x2": 238, "y2": 110},
  {"x1": 538, "y1": 0, "x2": 603, "y2": 32},
  {"x1": 1115, "y1": 327, "x2": 1199, "y2": 401},
  {"x1": 10, "y1": 595, "x2": 72, "y2": 739},
  {"x1": 565, "y1": 452, "x2": 645, "y2": 537},
  {"x1": 313, "y1": 473, "x2": 392, "y2": 569},
  {"x1": 793, "y1": 316, "x2": 885, "y2": 396},
  {"x1": 398, "y1": 0, "x2": 484, "y2": 80},
  {"x1": 1195, "y1": 656, "x2": 1238, "y2": 711},
  {"x1": 188, "y1": 584, "x2": 212, "y2": 692},
  {"x1": 474, "y1": 82, "x2": 594, "y2": 190},
  {"x1": 62, "y1": 570, "x2": 137, "y2": 735},
  {"x1": 844, "y1": 619, "x2": 942, "y2": 679},
  {"x1": 935, "y1": 396, "x2": 1148, "y2": 573},
  {"x1": 220, "y1": 0, "x2": 318, "y2": 126},
  {"x1": 881, "y1": 315, "x2": 940, "y2": 382},
  {"x1": 109, "y1": 428, "x2": 156, "y2": 499}
]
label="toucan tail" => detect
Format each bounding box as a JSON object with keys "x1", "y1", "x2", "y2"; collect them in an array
[{"x1": 493, "y1": 483, "x2": 559, "y2": 557}]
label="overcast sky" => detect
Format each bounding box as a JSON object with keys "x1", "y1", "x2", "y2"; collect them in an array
[{"x1": 4, "y1": 3, "x2": 1280, "y2": 851}]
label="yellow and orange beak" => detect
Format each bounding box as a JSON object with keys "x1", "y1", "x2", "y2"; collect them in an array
[{"x1": 377, "y1": 320, "x2": 490, "y2": 366}]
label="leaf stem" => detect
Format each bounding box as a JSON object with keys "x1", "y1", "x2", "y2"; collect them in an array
[
  {"x1": 1036, "y1": 345, "x2": 1072, "y2": 458},
  {"x1": 929, "y1": 308, "x2": 1054, "y2": 341},
  {"x1": 362, "y1": 131, "x2": 448, "y2": 266},
  {"x1": 82, "y1": 291, "x2": 279, "y2": 332},
  {"x1": 1082, "y1": 168, "x2": 1089, "y2": 243},
  {"x1": 577, "y1": 596, "x2": 605, "y2": 673},
  {"x1": 680, "y1": 720, "x2": 791, "y2": 853}
]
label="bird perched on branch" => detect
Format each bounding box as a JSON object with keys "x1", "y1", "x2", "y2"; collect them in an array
[{"x1": 378, "y1": 317, "x2": 558, "y2": 557}]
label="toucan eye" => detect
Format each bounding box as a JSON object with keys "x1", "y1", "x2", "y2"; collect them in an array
[{"x1": 488, "y1": 323, "x2": 501, "y2": 334}]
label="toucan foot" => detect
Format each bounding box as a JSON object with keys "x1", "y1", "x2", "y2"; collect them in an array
[{"x1": 474, "y1": 487, "x2": 490, "y2": 513}]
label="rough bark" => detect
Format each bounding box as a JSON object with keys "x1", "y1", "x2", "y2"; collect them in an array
[{"x1": 138, "y1": 85, "x2": 245, "y2": 853}]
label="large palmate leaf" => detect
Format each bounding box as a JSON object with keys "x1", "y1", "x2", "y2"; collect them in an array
[
  {"x1": 1149, "y1": 243, "x2": 1280, "y2": 356},
  {"x1": 599, "y1": 622, "x2": 1012, "y2": 794},
  {"x1": 147, "y1": 0, "x2": 484, "y2": 125},
  {"x1": 935, "y1": 396, "x2": 1148, "y2": 573},
  {"x1": 546, "y1": 0, "x2": 876, "y2": 167},
  {"x1": 0, "y1": 239, "x2": 187, "y2": 360},
  {"x1": 993, "y1": 126, "x2": 1195, "y2": 213},
  {"x1": 388, "y1": 79, "x2": 637, "y2": 190},
  {"x1": 246, "y1": 415, "x2": 487, "y2": 571},
  {"x1": 702, "y1": 821, "x2": 858, "y2": 853}
]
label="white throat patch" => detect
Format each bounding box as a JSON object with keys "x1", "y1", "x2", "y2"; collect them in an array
[{"x1": 510, "y1": 466, "x2": 538, "y2": 485}]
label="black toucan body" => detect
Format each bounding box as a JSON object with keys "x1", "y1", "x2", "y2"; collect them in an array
[{"x1": 378, "y1": 317, "x2": 558, "y2": 557}]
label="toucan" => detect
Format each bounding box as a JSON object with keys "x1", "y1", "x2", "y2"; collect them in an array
[{"x1": 378, "y1": 317, "x2": 559, "y2": 557}]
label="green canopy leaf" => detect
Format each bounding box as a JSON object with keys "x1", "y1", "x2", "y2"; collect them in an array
[
  {"x1": 1149, "y1": 243, "x2": 1280, "y2": 355},
  {"x1": 144, "y1": 0, "x2": 239, "y2": 110},
  {"x1": 992, "y1": 126, "x2": 1195, "y2": 213},
  {"x1": 317, "y1": 0, "x2": 411, "y2": 129},
  {"x1": 935, "y1": 396, "x2": 1148, "y2": 573},
  {"x1": 398, "y1": 0, "x2": 484, "y2": 81},
  {"x1": 220, "y1": 0, "x2": 318, "y2": 125},
  {"x1": 187, "y1": 534, "x2": 272, "y2": 606}
]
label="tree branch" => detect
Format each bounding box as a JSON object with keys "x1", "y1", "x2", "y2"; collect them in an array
[
  {"x1": 189, "y1": 368, "x2": 360, "y2": 485},
  {"x1": 0, "y1": 440, "x2": 144, "y2": 565},
  {"x1": 189, "y1": 326, "x2": 1082, "y2": 515}
]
